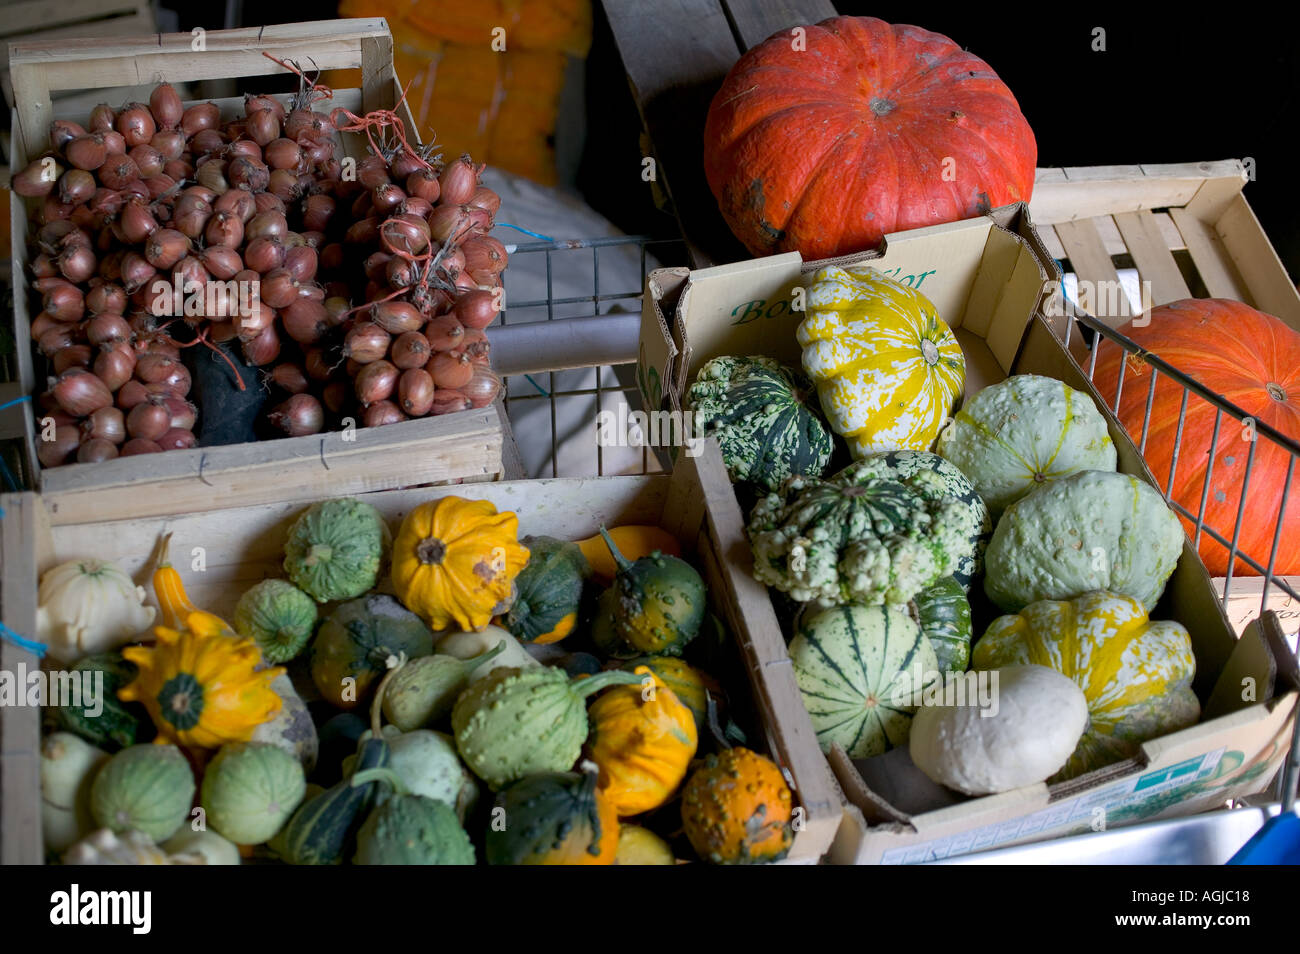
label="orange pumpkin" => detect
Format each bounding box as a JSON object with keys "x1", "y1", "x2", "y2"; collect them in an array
[
  {"x1": 681, "y1": 747, "x2": 794, "y2": 864},
  {"x1": 703, "y1": 16, "x2": 1036, "y2": 259},
  {"x1": 1092, "y1": 299, "x2": 1300, "y2": 576}
]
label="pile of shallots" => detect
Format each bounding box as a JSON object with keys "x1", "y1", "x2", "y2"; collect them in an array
[{"x1": 15, "y1": 79, "x2": 504, "y2": 468}]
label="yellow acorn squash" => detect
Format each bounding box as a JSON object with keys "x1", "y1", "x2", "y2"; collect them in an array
[
  {"x1": 586, "y1": 666, "x2": 698, "y2": 816},
  {"x1": 972, "y1": 590, "x2": 1200, "y2": 781},
  {"x1": 798, "y1": 265, "x2": 965, "y2": 458},
  {"x1": 391, "y1": 497, "x2": 531, "y2": 631},
  {"x1": 119, "y1": 612, "x2": 285, "y2": 750}
]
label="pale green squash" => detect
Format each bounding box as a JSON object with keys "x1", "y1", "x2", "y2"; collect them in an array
[
  {"x1": 973, "y1": 590, "x2": 1200, "y2": 780},
  {"x1": 937, "y1": 374, "x2": 1117, "y2": 519},
  {"x1": 983, "y1": 470, "x2": 1183, "y2": 613}
]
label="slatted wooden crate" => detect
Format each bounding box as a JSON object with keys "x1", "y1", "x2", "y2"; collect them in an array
[
  {"x1": 0, "y1": 441, "x2": 843, "y2": 865},
  {"x1": 4, "y1": 20, "x2": 510, "y2": 523}
]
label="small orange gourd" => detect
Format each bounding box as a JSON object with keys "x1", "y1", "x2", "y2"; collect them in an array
[
  {"x1": 391, "y1": 497, "x2": 531, "y2": 631},
  {"x1": 575, "y1": 525, "x2": 680, "y2": 583},
  {"x1": 586, "y1": 666, "x2": 698, "y2": 816},
  {"x1": 680, "y1": 747, "x2": 794, "y2": 865},
  {"x1": 151, "y1": 533, "x2": 236, "y2": 635}
]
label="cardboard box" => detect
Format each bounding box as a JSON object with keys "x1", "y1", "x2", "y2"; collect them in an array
[{"x1": 638, "y1": 204, "x2": 1299, "y2": 864}]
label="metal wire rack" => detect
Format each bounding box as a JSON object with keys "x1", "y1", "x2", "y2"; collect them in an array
[
  {"x1": 1061, "y1": 301, "x2": 1300, "y2": 631},
  {"x1": 493, "y1": 235, "x2": 686, "y2": 479}
]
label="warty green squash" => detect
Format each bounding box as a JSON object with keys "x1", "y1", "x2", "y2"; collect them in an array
[
  {"x1": 589, "y1": 529, "x2": 706, "y2": 657},
  {"x1": 484, "y1": 763, "x2": 619, "y2": 865},
  {"x1": 451, "y1": 666, "x2": 642, "y2": 789}
]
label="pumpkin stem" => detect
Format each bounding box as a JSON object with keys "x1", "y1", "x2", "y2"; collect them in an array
[
  {"x1": 370, "y1": 651, "x2": 407, "y2": 736},
  {"x1": 416, "y1": 536, "x2": 447, "y2": 565},
  {"x1": 156, "y1": 532, "x2": 175, "y2": 569},
  {"x1": 570, "y1": 668, "x2": 644, "y2": 700},
  {"x1": 350, "y1": 766, "x2": 410, "y2": 797},
  {"x1": 597, "y1": 526, "x2": 634, "y2": 573}
]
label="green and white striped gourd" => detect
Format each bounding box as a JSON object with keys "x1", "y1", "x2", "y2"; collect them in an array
[
  {"x1": 687, "y1": 355, "x2": 833, "y2": 491},
  {"x1": 937, "y1": 374, "x2": 1117, "y2": 519},
  {"x1": 912, "y1": 576, "x2": 972, "y2": 673},
  {"x1": 789, "y1": 604, "x2": 938, "y2": 758}
]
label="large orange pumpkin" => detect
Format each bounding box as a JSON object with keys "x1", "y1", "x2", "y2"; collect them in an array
[
  {"x1": 1092, "y1": 299, "x2": 1300, "y2": 576},
  {"x1": 702, "y1": 16, "x2": 1037, "y2": 259}
]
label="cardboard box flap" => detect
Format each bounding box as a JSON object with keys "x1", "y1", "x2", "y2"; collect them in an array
[{"x1": 639, "y1": 267, "x2": 690, "y2": 412}]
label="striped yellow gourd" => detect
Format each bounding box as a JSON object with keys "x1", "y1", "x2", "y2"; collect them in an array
[
  {"x1": 973, "y1": 590, "x2": 1200, "y2": 781},
  {"x1": 798, "y1": 265, "x2": 965, "y2": 458}
]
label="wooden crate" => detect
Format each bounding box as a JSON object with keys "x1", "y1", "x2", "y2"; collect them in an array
[
  {"x1": 4, "y1": 20, "x2": 510, "y2": 518},
  {"x1": 0, "y1": 440, "x2": 844, "y2": 865},
  {"x1": 1029, "y1": 162, "x2": 1300, "y2": 634},
  {"x1": 1029, "y1": 161, "x2": 1300, "y2": 330}
]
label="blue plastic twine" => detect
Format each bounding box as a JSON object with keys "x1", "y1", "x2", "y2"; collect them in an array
[
  {"x1": 0, "y1": 394, "x2": 32, "y2": 412},
  {"x1": 494, "y1": 222, "x2": 557, "y2": 242},
  {"x1": 0, "y1": 621, "x2": 47, "y2": 658}
]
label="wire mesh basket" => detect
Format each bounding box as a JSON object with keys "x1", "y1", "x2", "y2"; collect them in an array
[{"x1": 495, "y1": 234, "x2": 686, "y2": 479}]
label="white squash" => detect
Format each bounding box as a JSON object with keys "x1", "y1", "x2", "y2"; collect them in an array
[
  {"x1": 163, "y1": 828, "x2": 241, "y2": 865},
  {"x1": 909, "y1": 664, "x2": 1088, "y2": 795},
  {"x1": 41, "y1": 732, "x2": 110, "y2": 853},
  {"x1": 63, "y1": 828, "x2": 205, "y2": 865},
  {"x1": 388, "y1": 729, "x2": 479, "y2": 821},
  {"x1": 36, "y1": 559, "x2": 156, "y2": 661},
  {"x1": 435, "y1": 625, "x2": 539, "y2": 681}
]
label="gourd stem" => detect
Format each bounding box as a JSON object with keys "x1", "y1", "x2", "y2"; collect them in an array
[
  {"x1": 370, "y1": 652, "x2": 407, "y2": 736},
  {"x1": 464, "y1": 640, "x2": 507, "y2": 673},
  {"x1": 350, "y1": 766, "x2": 410, "y2": 797},
  {"x1": 704, "y1": 692, "x2": 731, "y2": 751},
  {"x1": 597, "y1": 526, "x2": 633, "y2": 573},
  {"x1": 571, "y1": 669, "x2": 644, "y2": 700},
  {"x1": 157, "y1": 532, "x2": 174, "y2": 569}
]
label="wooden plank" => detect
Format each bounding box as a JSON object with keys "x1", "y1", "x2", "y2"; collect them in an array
[
  {"x1": 1053, "y1": 217, "x2": 1132, "y2": 325},
  {"x1": 722, "y1": 0, "x2": 837, "y2": 49},
  {"x1": 1213, "y1": 576, "x2": 1300, "y2": 638},
  {"x1": 39, "y1": 408, "x2": 504, "y2": 526},
  {"x1": 1113, "y1": 210, "x2": 1192, "y2": 306},
  {"x1": 602, "y1": 0, "x2": 747, "y2": 267},
  {"x1": 0, "y1": 0, "x2": 143, "y2": 38},
  {"x1": 359, "y1": 32, "x2": 395, "y2": 116},
  {"x1": 1214, "y1": 194, "x2": 1300, "y2": 330},
  {"x1": 1169, "y1": 207, "x2": 1252, "y2": 301},
  {"x1": 0, "y1": 492, "x2": 46, "y2": 865},
  {"x1": 1031, "y1": 161, "x2": 1246, "y2": 226}
]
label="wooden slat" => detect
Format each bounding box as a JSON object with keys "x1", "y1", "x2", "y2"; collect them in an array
[
  {"x1": 0, "y1": 0, "x2": 143, "y2": 38},
  {"x1": 722, "y1": 0, "x2": 837, "y2": 49},
  {"x1": 0, "y1": 492, "x2": 45, "y2": 865},
  {"x1": 39, "y1": 407, "x2": 503, "y2": 526},
  {"x1": 1169, "y1": 207, "x2": 1252, "y2": 301},
  {"x1": 1053, "y1": 217, "x2": 1132, "y2": 325},
  {"x1": 1031, "y1": 161, "x2": 1247, "y2": 225},
  {"x1": 1113, "y1": 210, "x2": 1192, "y2": 306},
  {"x1": 602, "y1": 0, "x2": 747, "y2": 267},
  {"x1": 1214, "y1": 194, "x2": 1300, "y2": 330}
]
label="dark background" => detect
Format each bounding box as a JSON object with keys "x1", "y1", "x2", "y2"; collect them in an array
[{"x1": 217, "y1": 3, "x2": 1299, "y2": 278}]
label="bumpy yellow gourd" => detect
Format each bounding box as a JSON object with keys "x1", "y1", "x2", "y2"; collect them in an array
[
  {"x1": 119, "y1": 612, "x2": 284, "y2": 750},
  {"x1": 391, "y1": 497, "x2": 531, "y2": 631},
  {"x1": 798, "y1": 265, "x2": 965, "y2": 458},
  {"x1": 680, "y1": 747, "x2": 794, "y2": 865},
  {"x1": 586, "y1": 667, "x2": 698, "y2": 816},
  {"x1": 973, "y1": 590, "x2": 1200, "y2": 780}
]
